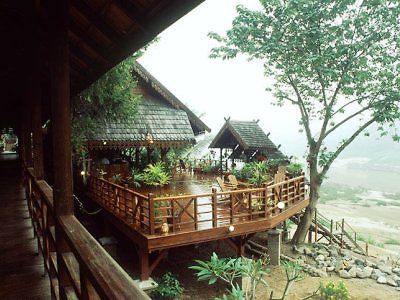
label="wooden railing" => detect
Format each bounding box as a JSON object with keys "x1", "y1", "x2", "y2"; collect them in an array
[
  {"x1": 85, "y1": 174, "x2": 306, "y2": 236},
  {"x1": 24, "y1": 168, "x2": 149, "y2": 300}
]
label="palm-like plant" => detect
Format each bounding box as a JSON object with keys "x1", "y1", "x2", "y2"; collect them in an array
[{"x1": 142, "y1": 162, "x2": 171, "y2": 187}]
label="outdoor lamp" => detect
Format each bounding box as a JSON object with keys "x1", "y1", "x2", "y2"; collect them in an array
[
  {"x1": 228, "y1": 225, "x2": 235, "y2": 233},
  {"x1": 146, "y1": 132, "x2": 154, "y2": 145},
  {"x1": 102, "y1": 141, "x2": 107, "y2": 145},
  {"x1": 277, "y1": 201, "x2": 285, "y2": 210},
  {"x1": 80, "y1": 170, "x2": 86, "y2": 176}
]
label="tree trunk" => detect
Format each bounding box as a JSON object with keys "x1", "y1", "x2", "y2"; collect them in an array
[{"x1": 292, "y1": 156, "x2": 321, "y2": 245}]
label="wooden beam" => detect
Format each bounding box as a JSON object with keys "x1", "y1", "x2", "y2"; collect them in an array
[
  {"x1": 70, "y1": 0, "x2": 120, "y2": 43},
  {"x1": 48, "y1": 0, "x2": 73, "y2": 216}
]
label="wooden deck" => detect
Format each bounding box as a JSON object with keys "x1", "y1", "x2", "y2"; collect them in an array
[
  {"x1": 0, "y1": 154, "x2": 51, "y2": 300},
  {"x1": 79, "y1": 173, "x2": 309, "y2": 280}
]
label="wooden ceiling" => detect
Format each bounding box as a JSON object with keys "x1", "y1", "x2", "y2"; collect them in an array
[{"x1": 0, "y1": 0, "x2": 205, "y2": 128}]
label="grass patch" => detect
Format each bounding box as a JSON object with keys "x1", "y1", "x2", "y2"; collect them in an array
[
  {"x1": 375, "y1": 200, "x2": 388, "y2": 206},
  {"x1": 383, "y1": 192, "x2": 400, "y2": 201},
  {"x1": 357, "y1": 234, "x2": 385, "y2": 248},
  {"x1": 384, "y1": 239, "x2": 400, "y2": 245}
]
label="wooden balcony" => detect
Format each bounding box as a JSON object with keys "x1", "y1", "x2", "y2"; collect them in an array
[{"x1": 79, "y1": 174, "x2": 309, "y2": 280}]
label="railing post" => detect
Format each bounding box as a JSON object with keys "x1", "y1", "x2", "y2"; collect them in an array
[
  {"x1": 230, "y1": 192, "x2": 234, "y2": 224},
  {"x1": 263, "y1": 184, "x2": 268, "y2": 218},
  {"x1": 148, "y1": 194, "x2": 155, "y2": 235},
  {"x1": 212, "y1": 188, "x2": 217, "y2": 228},
  {"x1": 193, "y1": 197, "x2": 198, "y2": 230},
  {"x1": 341, "y1": 218, "x2": 345, "y2": 248},
  {"x1": 330, "y1": 219, "x2": 333, "y2": 244}
]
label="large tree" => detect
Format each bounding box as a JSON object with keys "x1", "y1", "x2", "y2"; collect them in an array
[{"x1": 209, "y1": 0, "x2": 400, "y2": 244}]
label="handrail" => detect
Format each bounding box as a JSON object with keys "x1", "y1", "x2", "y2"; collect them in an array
[
  {"x1": 25, "y1": 167, "x2": 149, "y2": 300},
  {"x1": 85, "y1": 174, "x2": 306, "y2": 236}
]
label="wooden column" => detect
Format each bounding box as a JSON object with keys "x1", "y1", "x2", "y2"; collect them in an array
[
  {"x1": 31, "y1": 73, "x2": 44, "y2": 180},
  {"x1": 21, "y1": 115, "x2": 33, "y2": 167},
  {"x1": 49, "y1": 0, "x2": 73, "y2": 216}
]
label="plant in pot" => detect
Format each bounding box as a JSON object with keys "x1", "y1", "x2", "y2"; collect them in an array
[
  {"x1": 127, "y1": 167, "x2": 143, "y2": 188},
  {"x1": 286, "y1": 162, "x2": 303, "y2": 178},
  {"x1": 111, "y1": 173, "x2": 122, "y2": 184}
]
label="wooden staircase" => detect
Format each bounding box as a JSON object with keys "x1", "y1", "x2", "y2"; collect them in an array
[{"x1": 290, "y1": 209, "x2": 368, "y2": 255}]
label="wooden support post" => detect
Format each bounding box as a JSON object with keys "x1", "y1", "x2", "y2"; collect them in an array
[
  {"x1": 139, "y1": 248, "x2": 150, "y2": 281},
  {"x1": 212, "y1": 188, "x2": 217, "y2": 228},
  {"x1": 330, "y1": 219, "x2": 333, "y2": 244},
  {"x1": 48, "y1": 1, "x2": 73, "y2": 297},
  {"x1": 135, "y1": 148, "x2": 140, "y2": 168},
  {"x1": 31, "y1": 78, "x2": 44, "y2": 180},
  {"x1": 219, "y1": 148, "x2": 223, "y2": 174}
]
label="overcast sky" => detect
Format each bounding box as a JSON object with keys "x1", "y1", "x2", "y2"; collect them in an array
[{"x1": 138, "y1": 0, "x2": 305, "y2": 157}]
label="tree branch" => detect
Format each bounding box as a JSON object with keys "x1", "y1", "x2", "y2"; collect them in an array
[
  {"x1": 323, "y1": 104, "x2": 373, "y2": 138},
  {"x1": 287, "y1": 75, "x2": 313, "y2": 144},
  {"x1": 320, "y1": 118, "x2": 376, "y2": 178}
]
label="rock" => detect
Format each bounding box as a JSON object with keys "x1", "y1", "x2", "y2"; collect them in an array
[
  {"x1": 303, "y1": 247, "x2": 313, "y2": 256},
  {"x1": 371, "y1": 269, "x2": 384, "y2": 280},
  {"x1": 326, "y1": 266, "x2": 335, "y2": 272},
  {"x1": 348, "y1": 266, "x2": 357, "y2": 278},
  {"x1": 328, "y1": 245, "x2": 339, "y2": 257},
  {"x1": 379, "y1": 264, "x2": 393, "y2": 275},
  {"x1": 393, "y1": 267, "x2": 400, "y2": 276},
  {"x1": 392, "y1": 274, "x2": 400, "y2": 282},
  {"x1": 387, "y1": 276, "x2": 398, "y2": 287},
  {"x1": 339, "y1": 270, "x2": 352, "y2": 279},
  {"x1": 361, "y1": 266, "x2": 373, "y2": 278},
  {"x1": 354, "y1": 258, "x2": 365, "y2": 267},
  {"x1": 377, "y1": 276, "x2": 387, "y2": 284},
  {"x1": 396, "y1": 287, "x2": 400, "y2": 291},
  {"x1": 315, "y1": 254, "x2": 325, "y2": 262},
  {"x1": 335, "y1": 260, "x2": 345, "y2": 272}
]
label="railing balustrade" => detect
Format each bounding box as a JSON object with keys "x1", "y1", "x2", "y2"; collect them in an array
[
  {"x1": 24, "y1": 167, "x2": 149, "y2": 300},
  {"x1": 85, "y1": 174, "x2": 306, "y2": 236}
]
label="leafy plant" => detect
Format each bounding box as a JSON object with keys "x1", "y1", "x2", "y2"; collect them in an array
[
  {"x1": 142, "y1": 162, "x2": 171, "y2": 187},
  {"x1": 319, "y1": 281, "x2": 349, "y2": 300},
  {"x1": 286, "y1": 163, "x2": 303, "y2": 177},
  {"x1": 151, "y1": 272, "x2": 184, "y2": 300},
  {"x1": 128, "y1": 167, "x2": 143, "y2": 188},
  {"x1": 111, "y1": 173, "x2": 122, "y2": 184},
  {"x1": 234, "y1": 161, "x2": 271, "y2": 186},
  {"x1": 190, "y1": 252, "x2": 269, "y2": 300}
]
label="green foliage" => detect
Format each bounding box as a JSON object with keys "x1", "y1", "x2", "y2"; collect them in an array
[
  {"x1": 384, "y1": 238, "x2": 400, "y2": 246},
  {"x1": 209, "y1": 1, "x2": 400, "y2": 243},
  {"x1": 233, "y1": 161, "x2": 271, "y2": 186},
  {"x1": 142, "y1": 162, "x2": 171, "y2": 187},
  {"x1": 128, "y1": 167, "x2": 143, "y2": 188},
  {"x1": 151, "y1": 272, "x2": 184, "y2": 300},
  {"x1": 72, "y1": 55, "x2": 141, "y2": 152},
  {"x1": 190, "y1": 252, "x2": 269, "y2": 300},
  {"x1": 286, "y1": 163, "x2": 303, "y2": 177},
  {"x1": 357, "y1": 234, "x2": 384, "y2": 248},
  {"x1": 319, "y1": 281, "x2": 349, "y2": 300},
  {"x1": 111, "y1": 173, "x2": 122, "y2": 184}
]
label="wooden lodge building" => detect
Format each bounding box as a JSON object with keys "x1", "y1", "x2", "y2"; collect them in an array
[
  {"x1": 87, "y1": 62, "x2": 210, "y2": 175},
  {"x1": 0, "y1": 1, "x2": 207, "y2": 299},
  {"x1": 0, "y1": 1, "x2": 309, "y2": 299},
  {"x1": 209, "y1": 119, "x2": 289, "y2": 165}
]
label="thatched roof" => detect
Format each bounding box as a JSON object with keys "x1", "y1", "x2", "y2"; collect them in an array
[
  {"x1": 209, "y1": 119, "x2": 287, "y2": 161},
  {"x1": 132, "y1": 62, "x2": 210, "y2": 134},
  {"x1": 88, "y1": 62, "x2": 209, "y2": 150},
  {"x1": 88, "y1": 98, "x2": 196, "y2": 149}
]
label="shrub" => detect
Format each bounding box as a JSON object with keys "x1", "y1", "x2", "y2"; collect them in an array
[
  {"x1": 320, "y1": 281, "x2": 349, "y2": 300},
  {"x1": 384, "y1": 239, "x2": 400, "y2": 246},
  {"x1": 142, "y1": 162, "x2": 171, "y2": 187},
  {"x1": 111, "y1": 173, "x2": 122, "y2": 184},
  {"x1": 151, "y1": 272, "x2": 184, "y2": 300},
  {"x1": 128, "y1": 167, "x2": 143, "y2": 188},
  {"x1": 286, "y1": 162, "x2": 303, "y2": 177}
]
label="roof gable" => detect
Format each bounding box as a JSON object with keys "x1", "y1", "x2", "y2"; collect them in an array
[
  {"x1": 132, "y1": 62, "x2": 210, "y2": 134},
  {"x1": 209, "y1": 119, "x2": 287, "y2": 161}
]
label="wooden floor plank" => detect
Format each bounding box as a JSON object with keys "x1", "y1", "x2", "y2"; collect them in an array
[{"x1": 0, "y1": 154, "x2": 51, "y2": 300}]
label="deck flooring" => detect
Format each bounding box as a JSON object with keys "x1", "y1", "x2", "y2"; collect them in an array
[{"x1": 0, "y1": 154, "x2": 51, "y2": 300}]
